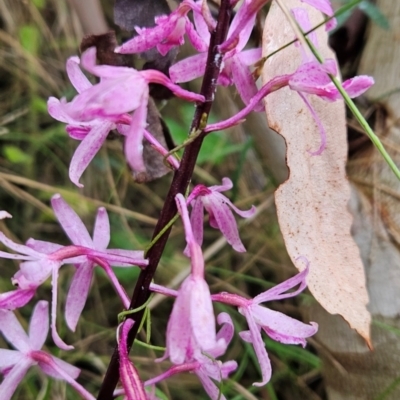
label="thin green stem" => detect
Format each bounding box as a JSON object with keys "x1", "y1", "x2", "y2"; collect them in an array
[
  {"x1": 118, "y1": 294, "x2": 154, "y2": 323},
  {"x1": 144, "y1": 213, "x2": 179, "y2": 257}
]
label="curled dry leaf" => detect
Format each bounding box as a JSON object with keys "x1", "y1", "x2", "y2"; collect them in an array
[{"x1": 262, "y1": 0, "x2": 371, "y2": 344}]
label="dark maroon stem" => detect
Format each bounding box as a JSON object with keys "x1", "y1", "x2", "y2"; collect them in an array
[{"x1": 96, "y1": 2, "x2": 232, "y2": 398}]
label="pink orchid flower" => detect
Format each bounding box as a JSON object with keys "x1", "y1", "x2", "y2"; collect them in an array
[
  {"x1": 160, "y1": 194, "x2": 225, "y2": 365},
  {"x1": 48, "y1": 47, "x2": 203, "y2": 186},
  {"x1": 204, "y1": 0, "x2": 335, "y2": 107},
  {"x1": 169, "y1": 0, "x2": 264, "y2": 110},
  {"x1": 0, "y1": 194, "x2": 147, "y2": 350},
  {"x1": 223, "y1": 0, "x2": 335, "y2": 53},
  {"x1": 115, "y1": 0, "x2": 208, "y2": 56},
  {"x1": 289, "y1": 59, "x2": 374, "y2": 102},
  {"x1": 213, "y1": 266, "x2": 317, "y2": 386},
  {"x1": 287, "y1": 7, "x2": 373, "y2": 154},
  {"x1": 185, "y1": 177, "x2": 255, "y2": 255},
  {"x1": 47, "y1": 194, "x2": 148, "y2": 332},
  {"x1": 0, "y1": 301, "x2": 95, "y2": 400}
]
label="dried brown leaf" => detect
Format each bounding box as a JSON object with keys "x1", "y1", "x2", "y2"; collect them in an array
[{"x1": 262, "y1": 0, "x2": 371, "y2": 343}]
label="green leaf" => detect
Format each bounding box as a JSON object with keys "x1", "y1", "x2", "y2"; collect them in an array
[
  {"x1": 32, "y1": 0, "x2": 46, "y2": 9},
  {"x1": 19, "y1": 25, "x2": 40, "y2": 55},
  {"x1": 31, "y1": 96, "x2": 49, "y2": 114},
  {"x1": 359, "y1": 0, "x2": 389, "y2": 30},
  {"x1": 266, "y1": 338, "x2": 321, "y2": 369},
  {"x1": 3, "y1": 145, "x2": 33, "y2": 164}
]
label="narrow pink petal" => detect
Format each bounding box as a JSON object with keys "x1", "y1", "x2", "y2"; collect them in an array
[
  {"x1": 341, "y1": 75, "x2": 375, "y2": 98},
  {"x1": 0, "y1": 210, "x2": 12, "y2": 219},
  {"x1": 105, "y1": 249, "x2": 147, "y2": 267},
  {"x1": 93, "y1": 207, "x2": 110, "y2": 249},
  {"x1": 239, "y1": 307, "x2": 272, "y2": 386},
  {"x1": 0, "y1": 310, "x2": 31, "y2": 353},
  {"x1": 124, "y1": 92, "x2": 148, "y2": 173},
  {"x1": 169, "y1": 53, "x2": 207, "y2": 83},
  {"x1": 198, "y1": 358, "x2": 224, "y2": 381},
  {"x1": 66, "y1": 56, "x2": 92, "y2": 93},
  {"x1": 80, "y1": 47, "x2": 133, "y2": 79},
  {"x1": 185, "y1": 19, "x2": 208, "y2": 52},
  {"x1": 119, "y1": 319, "x2": 147, "y2": 400},
  {"x1": 298, "y1": 92, "x2": 327, "y2": 155},
  {"x1": 68, "y1": 121, "x2": 113, "y2": 187},
  {"x1": 226, "y1": 3, "x2": 257, "y2": 53},
  {"x1": 141, "y1": 70, "x2": 204, "y2": 102},
  {"x1": 39, "y1": 354, "x2": 80, "y2": 380},
  {"x1": 216, "y1": 312, "x2": 234, "y2": 349},
  {"x1": 206, "y1": 199, "x2": 246, "y2": 252},
  {"x1": 0, "y1": 232, "x2": 42, "y2": 258},
  {"x1": 176, "y1": 193, "x2": 197, "y2": 247},
  {"x1": 251, "y1": 305, "x2": 318, "y2": 346},
  {"x1": 67, "y1": 76, "x2": 145, "y2": 121},
  {"x1": 51, "y1": 194, "x2": 92, "y2": 246},
  {"x1": 26, "y1": 238, "x2": 62, "y2": 254},
  {"x1": 0, "y1": 349, "x2": 24, "y2": 369},
  {"x1": 210, "y1": 177, "x2": 233, "y2": 193},
  {"x1": 90, "y1": 249, "x2": 147, "y2": 266},
  {"x1": 50, "y1": 267, "x2": 74, "y2": 350},
  {"x1": 143, "y1": 128, "x2": 180, "y2": 170},
  {"x1": 192, "y1": 3, "x2": 211, "y2": 42},
  {"x1": 220, "y1": 360, "x2": 238, "y2": 379},
  {"x1": 0, "y1": 288, "x2": 36, "y2": 310},
  {"x1": 301, "y1": 0, "x2": 333, "y2": 16},
  {"x1": 67, "y1": 125, "x2": 91, "y2": 140},
  {"x1": 230, "y1": 57, "x2": 264, "y2": 112},
  {"x1": 289, "y1": 61, "x2": 333, "y2": 93},
  {"x1": 190, "y1": 278, "x2": 218, "y2": 351},
  {"x1": 0, "y1": 357, "x2": 32, "y2": 400},
  {"x1": 47, "y1": 97, "x2": 73, "y2": 124},
  {"x1": 34, "y1": 352, "x2": 93, "y2": 399},
  {"x1": 195, "y1": 370, "x2": 227, "y2": 400},
  {"x1": 166, "y1": 278, "x2": 192, "y2": 364},
  {"x1": 156, "y1": 17, "x2": 186, "y2": 55},
  {"x1": 291, "y1": 7, "x2": 318, "y2": 49},
  {"x1": 253, "y1": 267, "x2": 309, "y2": 304},
  {"x1": 207, "y1": 312, "x2": 234, "y2": 358},
  {"x1": 214, "y1": 193, "x2": 256, "y2": 219},
  {"x1": 236, "y1": 48, "x2": 262, "y2": 66},
  {"x1": 28, "y1": 300, "x2": 49, "y2": 350},
  {"x1": 300, "y1": 0, "x2": 336, "y2": 30},
  {"x1": 184, "y1": 198, "x2": 204, "y2": 256},
  {"x1": 199, "y1": 0, "x2": 216, "y2": 30},
  {"x1": 115, "y1": 22, "x2": 176, "y2": 54},
  {"x1": 65, "y1": 261, "x2": 93, "y2": 331}
]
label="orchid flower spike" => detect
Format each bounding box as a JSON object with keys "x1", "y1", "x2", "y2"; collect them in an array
[
  {"x1": 0, "y1": 301, "x2": 95, "y2": 400},
  {"x1": 48, "y1": 47, "x2": 203, "y2": 186},
  {"x1": 185, "y1": 177, "x2": 255, "y2": 255},
  {"x1": 214, "y1": 266, "x2": 317, "y2": 386}
]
